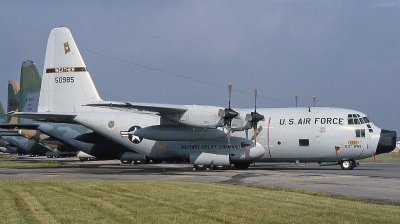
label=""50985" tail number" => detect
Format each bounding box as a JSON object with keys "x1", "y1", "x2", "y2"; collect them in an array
[{"x1": 55, "y1": 77, "x2": 74, "y2": 83}]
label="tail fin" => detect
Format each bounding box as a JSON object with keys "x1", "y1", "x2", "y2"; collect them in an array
[
  {"x1": 7, "y1": 80, "x2": 19, "y2": 123},
  {"x1": 7, "y1": 80, "x2": 20, "y2": 112},
  {"x1": 38, "y1": 27, "x2": 102, "y2": 113},
  {"x1": 19, "y1": 60, "x2": 41, "y2": 113},
  {"x1": 0, "y1": 102, "x2": 6, "y2": 124}
]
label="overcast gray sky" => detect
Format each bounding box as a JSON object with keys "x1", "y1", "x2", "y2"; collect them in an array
[{"x1": 1, "y1": 1, "x2": 399, "y2": 134}]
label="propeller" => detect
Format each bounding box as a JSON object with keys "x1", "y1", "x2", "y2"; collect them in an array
[
  {"x1": 218, "y1": 82, "x2": 239, "y2": 145},
  {"x1": 245, "y1": 88, "x2": 265, "y2": 144}
]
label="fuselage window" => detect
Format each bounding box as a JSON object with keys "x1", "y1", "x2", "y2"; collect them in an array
[
  {"x1": 363, "y1": 117, "x2": 370, "y2": 123},
  {"x1": 355, "y1": 129, "x2": 365, "y2": 137},
  {"x1": 348, "y1": 119, "x2": 354, "y2": 125},
  {"x1": 299, "y1": 139, "x2": 309, "y2": 146},
  {"x1": 348, "y1": 114, "x2": 370, "y2": 125}
]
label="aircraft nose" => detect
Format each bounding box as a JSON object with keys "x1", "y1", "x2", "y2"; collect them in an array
[{"x1": 376, "y1": 129, "x2": 397, "y2": 155}]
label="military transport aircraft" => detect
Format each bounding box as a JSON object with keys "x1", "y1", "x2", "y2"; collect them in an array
[
  {"x1": 0, "y1": 75, "x2": 60, "y2": 157},
  {"x1": 1, "y1": 60, "x2": 147, "y2": 163},
  {"x1": 9, "y1": 27, "x2": 397, "y2": 170}
]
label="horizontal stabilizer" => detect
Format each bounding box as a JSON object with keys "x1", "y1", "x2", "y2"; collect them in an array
[{"x1": 7, "y1": 112, "x2": 77, "y2": 123}]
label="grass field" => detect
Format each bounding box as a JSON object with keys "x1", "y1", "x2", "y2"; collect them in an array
[
  {"x1": 361, "y1": 152, "x2": 400, "y2": 162},
  {"x1": 0, "y1": 159, "x2": 71, "y2": 168},
  {"x1": 0, "y1": 180, "x2": 399, "y2": 223}
]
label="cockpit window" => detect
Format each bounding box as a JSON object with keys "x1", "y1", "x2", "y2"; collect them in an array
[{"x1": 348, "y1": 114, "x2": 371, "y2": 125}]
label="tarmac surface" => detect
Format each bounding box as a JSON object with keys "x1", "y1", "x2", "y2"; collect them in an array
[{"x1": 1, "y1": 155, "x2": 399, "y2": 203}]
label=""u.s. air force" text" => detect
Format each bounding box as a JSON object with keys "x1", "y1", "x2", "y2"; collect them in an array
[{"x1": 279, "y1": 117, "x2": 344, "y2": 125}]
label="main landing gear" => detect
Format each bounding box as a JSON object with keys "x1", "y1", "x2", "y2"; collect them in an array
[
  {"x1": 193, "y1": 162, "x2": 251, "y2": 171},
  {"x1": 340, "y1": 159, "x2": 359, "y2": 170}
]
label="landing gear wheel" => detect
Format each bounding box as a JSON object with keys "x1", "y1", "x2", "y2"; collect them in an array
[
  {"x1": 120, "y1": 160, "x2": 132, "y2": 164},
  {"x1": 194, "y1": 165, "x2": 211, "y2": 170},
  {"x1": 213, "y1": 165, "x2": 231, "y2": 170},
  {"x1": 340, "y1": 160, "x2": 355, "y2": 170},
  {"x1": 233, "y1": 162, "x2": 250, "y2": 170}
]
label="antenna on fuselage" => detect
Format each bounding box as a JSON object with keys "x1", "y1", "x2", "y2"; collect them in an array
[
  {"x1": 313, "y1": 95, "x2": 316, "y2": 107},
  {"x1": 295, "y1": 94, "x2": 298, "y2": 108}
]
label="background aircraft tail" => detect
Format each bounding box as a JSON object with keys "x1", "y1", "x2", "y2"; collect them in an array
[
  {"x1": 19, "y1": 60, "x2": 41, "y2": 114},
  {"x1": 38, "y1": 27, "x2": 102, "y2": 113},
  {"x1": 7, "y1": 80, "x2": 19, "y2": 123},
  {"x1": 0, "y1": 102, "x2": 6, "y2": 124},
  {"x1": 7, "y1": 80, "x2": 19, "y2": 112}
]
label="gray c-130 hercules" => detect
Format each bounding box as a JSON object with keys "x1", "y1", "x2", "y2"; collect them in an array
[{"x1": 10, "y1": 27, "x2": 396, "y2": 170}]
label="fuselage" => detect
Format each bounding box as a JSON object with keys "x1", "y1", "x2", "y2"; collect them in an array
[
  {"x1": 232, "y1": 107, "x2": 395, "y2": 163},
  {"x1": 72, "y1": 106, "x2": 396, "y2": 166}
]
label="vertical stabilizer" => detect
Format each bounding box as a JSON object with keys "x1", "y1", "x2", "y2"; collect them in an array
[
  {"x1": 7, "y1": 80, "x2": 19, "y2": 123},
  {"x1": 0, "y1": 102, "x2": 6, "y2": 124},
  {"x1": 38, "y1": 27, "x2": 102, "y2": 113},
  {"x1": 7, "y1": 80, "x2": 20, "y2": 112},
  {"x1": 19, "y1": 60, "x2": 41, "y2": 113}
]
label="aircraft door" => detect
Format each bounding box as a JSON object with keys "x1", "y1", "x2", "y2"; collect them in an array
[
  {"x1": 152, "y1": 141, "x2": 176, "y2": 159},
  {"x1": 340, "y1": 128, "x2": 370, "y2": 160},
  {"x1": 313, "y1": 126, "x2": 344, "y2": 160},
  {"x1": 353, "y1": 129, "x2": 371, "y2": 160}
]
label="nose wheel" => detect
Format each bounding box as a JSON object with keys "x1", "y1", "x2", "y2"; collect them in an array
[{"x1": 340, "y1": 160, "x2": 356, "y2": 170}]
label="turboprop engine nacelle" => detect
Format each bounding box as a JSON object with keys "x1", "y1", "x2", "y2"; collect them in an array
[
  {"x1": 189, "y1": 139, "x2": 265, "y2": 165},
  {"x1": 162, "y1": 105, "x2": 225, "y2": 128},
  {"x1": 162, "y1": 105, "x2": 254, "y2": 131}
]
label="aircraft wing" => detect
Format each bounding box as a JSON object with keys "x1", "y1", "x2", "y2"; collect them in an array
[
  {"x1": 85, "y1": 101, "x2": 188, "y2": 115},
  {"x1": 0, "y1": 132, "x2": 21, "y2": 136},
  {"x1": 0, "y1": 124, "x2": 40, "y2": 129},
  {"x1": 6, "y1": 112, "x2": 77, "y2": 123}
]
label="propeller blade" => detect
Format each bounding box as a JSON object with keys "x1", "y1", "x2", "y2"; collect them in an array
[
  {"x1": 254, "y1": 88, "x2": 257, "y2": 112},
  {"x1": 253, "y1": 122, "x2": 258, "y2": 145},
  {"x1": 245, "y1": 87, "x2": 264, "y2": 144},
  {"x1": 221, "y1": 82, "x2": 238, "y2": 146},
  {"x1": 227, "y1": 126, "x2": 231, "y2": 146},
  {"x1": 228, "y1": 82, "x2": 232, "y2": 109},
  {"x1": 251, "y1": 126, "x2": 263, "y2": 140}
]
